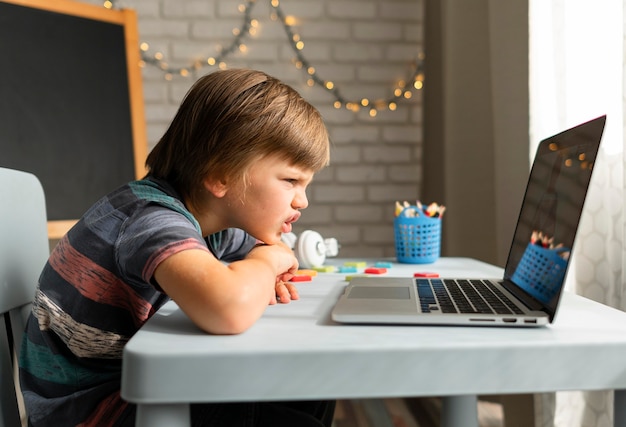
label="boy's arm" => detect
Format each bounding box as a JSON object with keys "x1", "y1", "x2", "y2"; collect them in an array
[{"x1": 153, "y1": 242, "x2": 298, "y2": 335}]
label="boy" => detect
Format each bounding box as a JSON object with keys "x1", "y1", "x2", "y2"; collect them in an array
[{"x1": 19, "y1": 69, "x2": 334, "y2": 426}]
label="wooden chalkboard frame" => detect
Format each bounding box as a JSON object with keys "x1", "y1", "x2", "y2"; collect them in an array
[{"x1": 0, "y1": 0, "x2": 147, "y2": 239}]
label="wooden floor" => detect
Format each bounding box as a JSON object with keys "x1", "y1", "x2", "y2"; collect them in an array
[{"x1": 333, "y1": 398, "x2": 504, "y2": 427}]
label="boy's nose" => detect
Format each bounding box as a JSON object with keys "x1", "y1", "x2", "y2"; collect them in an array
[{"x1": 293, "y1": 190, "x2": 308, "y2": 210}]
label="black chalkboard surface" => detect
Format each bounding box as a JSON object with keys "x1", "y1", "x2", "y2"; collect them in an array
[{"x1": 0, "y1": 0, "x2": 147, "y2": 238}]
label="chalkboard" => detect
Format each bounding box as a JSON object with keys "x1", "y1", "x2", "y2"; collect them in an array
[{"x1": 0, "y1": 0, "x2": 147, "y2": 238}]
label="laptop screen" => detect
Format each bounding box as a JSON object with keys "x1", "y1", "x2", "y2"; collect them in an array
[{"x1": 503, "y1": 115, "x2": 605, "y2": 317}]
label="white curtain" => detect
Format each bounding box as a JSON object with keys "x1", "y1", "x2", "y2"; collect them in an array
[{"x1": 529, "y1": 1, "x2": 625, "y2": 426}]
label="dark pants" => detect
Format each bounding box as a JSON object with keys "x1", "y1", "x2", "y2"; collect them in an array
[{"x1": 118, "y1": 400, "x2": 336, "y2": 427}]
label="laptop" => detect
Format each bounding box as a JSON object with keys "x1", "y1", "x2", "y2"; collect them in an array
[{"x1": 331, "y1": 115, "x2": 606, "y2": 327}]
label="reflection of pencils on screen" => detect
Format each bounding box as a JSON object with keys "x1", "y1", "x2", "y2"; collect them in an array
[{"x1": 529, "y1": 230, "x2": 566, "y2": 253}]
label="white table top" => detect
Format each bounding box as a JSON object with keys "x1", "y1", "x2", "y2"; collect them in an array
[{"x1": 121, "y1": 257, "x2": 626, "y2": 404}]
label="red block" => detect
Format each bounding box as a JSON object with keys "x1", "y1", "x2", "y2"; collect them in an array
[
  {"x1": 364, "y1": 267, "x2": 387, "y2": 274},
  {"x1": 413, "y1": 272, "x2": 439, "y2": 278}
]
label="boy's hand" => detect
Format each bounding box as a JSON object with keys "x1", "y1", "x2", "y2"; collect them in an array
[
  {"x1": 270, "y1": 279, "x2": 300, "y2": 305},
  {"x1": 248, "y1": 241, "x2": 300, "y2": 304}
]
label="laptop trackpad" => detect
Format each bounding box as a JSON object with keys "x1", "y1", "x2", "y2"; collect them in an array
[{"x1": 348, "y1": 286, "x2": 410, "y2": 300}]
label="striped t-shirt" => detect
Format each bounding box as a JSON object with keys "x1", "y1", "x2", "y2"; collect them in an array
[{"x1": 19, "y1": 177, "x2": 256, "y2": 426}]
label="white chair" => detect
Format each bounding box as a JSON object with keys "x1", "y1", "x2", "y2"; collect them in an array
[{"x1": 0, "y1": 168, "x2": 50, "y2": 427}]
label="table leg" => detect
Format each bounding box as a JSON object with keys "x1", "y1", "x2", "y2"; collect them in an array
[
  {"x1": 615, "y1": 389, "x2": 626, "y2": 427},
  {"x1": 441, "y1": 395, "x2": 479, "y2": 427},
  {"x1": 136, "y1": 403, "x2": 191, "y2": 427}
]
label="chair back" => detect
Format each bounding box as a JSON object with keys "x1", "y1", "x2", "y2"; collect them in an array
[{"x1": 0, "y1": 168, "x2": 49, "y2": 427}]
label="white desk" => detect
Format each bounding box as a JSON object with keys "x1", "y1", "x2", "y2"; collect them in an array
[{"x1": 121, "y1": 258, "x2": 626, "y2": 427}]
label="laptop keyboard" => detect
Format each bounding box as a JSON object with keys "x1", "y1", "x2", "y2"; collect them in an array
[{"x1": 416, "y1": 279, "x2": 524, "y2": 315}]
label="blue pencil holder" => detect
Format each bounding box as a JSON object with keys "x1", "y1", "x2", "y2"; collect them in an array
[
  {"x1": 394, "y1": 208, "x2": 441, "y2": 264},
  {"x1": 511, "y1": 243, "x2": 568, "y2": 304}
]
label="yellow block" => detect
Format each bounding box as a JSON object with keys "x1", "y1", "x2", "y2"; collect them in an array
[
  {"x1": 296, "y1": 269, "x2": 318, "y2": 277},
  {"x1": 344, "y1": 261, "x2": 367, "y2": 268},
  {"x1": 312, "y1": 266, "x2": 336, "y2": 273}
]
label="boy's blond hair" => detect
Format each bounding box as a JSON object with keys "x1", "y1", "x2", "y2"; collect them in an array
[{"x1": 146, "y1": 68, "x2": 330, "y2": 210}]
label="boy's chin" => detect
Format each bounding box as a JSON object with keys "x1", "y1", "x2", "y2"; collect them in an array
[
  {"x1": 264, "y1": 237, "x2": 281, "y2": 245},
  {"x1": 255, "y1": 233, "x2": 281, "y2": 246}
]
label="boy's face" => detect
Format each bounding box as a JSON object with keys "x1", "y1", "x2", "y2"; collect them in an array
[{"x1": 223, "y1": 154, "x2": 314, "y2": 245}]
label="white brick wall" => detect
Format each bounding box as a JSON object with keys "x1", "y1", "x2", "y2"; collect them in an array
[{"x1": 84, "y1": 0, "x2": 424, "y2": 259}]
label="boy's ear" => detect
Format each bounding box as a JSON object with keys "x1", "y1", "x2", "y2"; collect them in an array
[{"x1": 203, "y1": 177, "x2": 228, "y2": 198}]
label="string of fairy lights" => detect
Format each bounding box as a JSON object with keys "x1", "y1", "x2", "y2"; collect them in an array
[{"x1": 105, "y1": 0, "x2": 425, "y2": 117}]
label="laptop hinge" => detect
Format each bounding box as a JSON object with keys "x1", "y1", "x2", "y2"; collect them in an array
[{"x1": 501, "y1": 279, "x2": 546, "y2": 311}]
